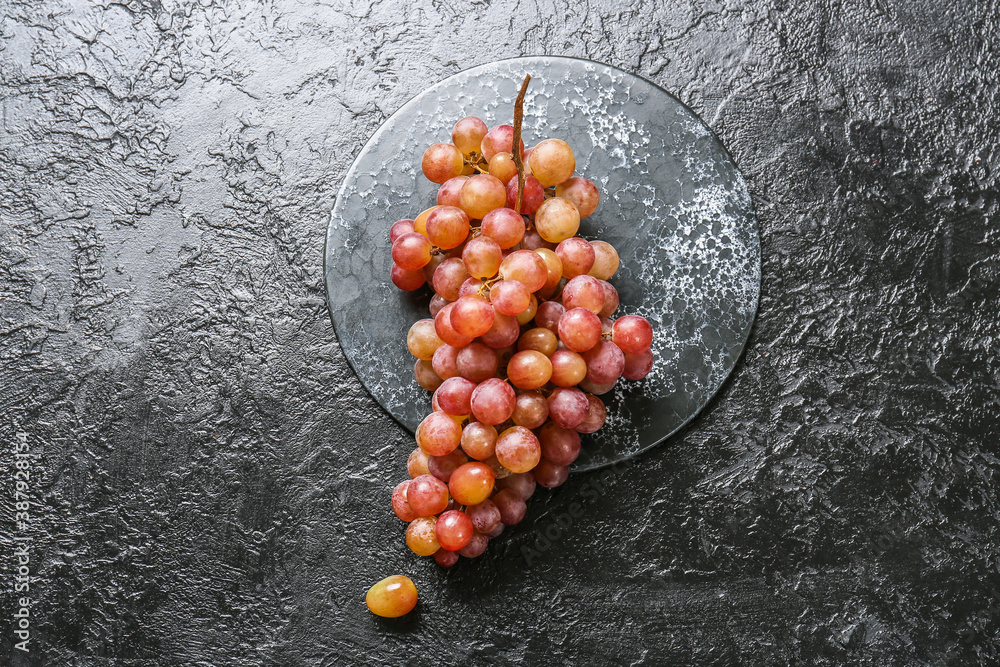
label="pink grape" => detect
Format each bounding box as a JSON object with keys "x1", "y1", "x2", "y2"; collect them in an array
[
  {"x1": 416, "y1": 411, "x2": 462, "y2": 456},
  {"x1": 392, "y1": 480, "x2": 418, "y2": 522},
  {"x1": 598, "y1": 280, "x2": 619, "y2": 318},
  {"x1": 432, "y1": 257, "x2": 470, "y2": 302},
  {"x1": 534, "y1": 196, "x2": 580, "y2": 243},
  {"x1": 407, "y1": 474, "x2": 449, "y2": 516},
  {"x1": 557, "y1": 307, "x2": 602, "y2": 352},
  {"x1": 517, "y1": 327, "x2": 558, "y2": 356},
  {"x1": 406, "y1": 516, "x2": 440, "y2": 556},
  {"x1": 467, "y1": 499, "x2": 502, "y2": 534},
  {"x1": 549, "y1": 349, "x2": 588, "y2": 387},
  {"x1": 429, "y1": 293, "x2": 450, "y2": 318},
  {"x1": 612, "y1": 315, "x2": 654, "y2": 354},
  {"x1": 576, "y1": 393, "x2": 607, "y2": 433},
  {"x1": 462, "y1": 236, "x2": 503, "y2": 279},
  {"x1": 528, "y1": 138, "x2": 575, "y2": 187},
  {"x1": 434, "y1": 303, "x2": 474, "y2": 347},
  {"x1": 490, "y1": 280, "x2": 531, "y2": 316},
  {"x1": 555, "y1": 176, "x2": 600, "y2": 219},
  {"x1": 460, "y1": 174, "x2": 507, "y2": 219},
  {"x1": 523, "y1": 229, "x2": 556, "y2": 250},
  {"x1": 488, "y1": 152, "x2": 518, "y2": 185},
  {"x1": 588, "y1": 239, "x2": 619, "y2": 279},
  {"x1": 436, "y1": 510, "x2": 474, "y2": 551},
  {"x1": 481, "y1": 208, "x2": 526, "y2": 249},
  {"x1": 392, "y1": 232, "x2": 432, "y2": 271},
  {"x1": 539, "y1": 422, "x2": 582, "y2": 466},
  {"x1": 391, "y1": 264, "x2": 425, "y2": 291},
  {"x1": 456, "y1": 342, "x2": 498, "y2": 383},
  {"x1": 414, "y1": 359, "x2": 443, "y2": 391},
  {"x1": 436, "y1": 376, "x2": 477, "y2": 416},
  {"x1": 407, "y1": 318, "x2": 443, "y2": 360},
  {"x1": 422, "y1": 142, "x2": 465, "y2": 183},
  {"x1": 470, "y1": 378, "x2": 515, "y2": 425},
  {"x1": 450, "y1": 294, "x2": 495, "y2": 338},
  {"x1": 623, "y1": 348, "x2": 655, "y2": 380},
  {"x1": 481, "y1": 125, "x2": 524, "y2": 161},
  {"x1": 461, "y1": 421, "x2": 497, "y2": 460},
  {"x1": 515, "y1": 294, "x2": 538, "y2": 326},
  {"x1": 493, "y1": 488, "x2": 527, "y2": 525},
  {"x1": 434, "y1": 549, "x2": 460, "y2": 567},
  {"x1": 581, "y1": 339, "x2": 625, "y2": 384},
  {"x1": 499, "y1": 249, "x2": 547, "y2": 293},
  {"x1": 533, "y1": 459, "x2": 569, "y2": 488},
  {"x1": 562, "y1": 275, "x2": 605, "y2": 313},
  {"x1": 407, "y1": 448, "x2": 430, "y2": 478},
  {"x1": 389, "y1": 219, "x2": 415, "y2": 243},
  {"x1": 506, "y1": 350, "x2": 553, "y2": 390},
  {"x1": 449, "y1": 462, "x2": 495, "y2": 506},
  {"x1": 459, "y1": 277, "x2": 484, "y2": 298},
  {"x1": 452, "y1": 116, "x2": 488, "y2": 155},
  {"x1": 535, "y1": 301, "x2": 565, "y2": 333},
  {"x1": 547, "y1": 387, "x2": 589, "y2": 429},
  {"x1": 535, "y1": 248, "x2": 563, "y2": 292},
  {"x1": 479, "y1": 311, "x2": 520, "y2": 349},
  {"x1": 556, "y1": 237, "x2": 595, "y2": 278},
  {"x1": 505, "y1": 174, "x2": 545, "y2": 214},
  {"x1": 512, "y1": 390, "x2": 549, "y2": 429},
  {"x1": 428, "y1": 449, "x2": 468, "y2": 483},
  {"x1": 496, "y1": 472, "x2": 536, "y2": 501},
  {"x1": 494, "y1": 426, "x2": 541, "y2": 474},
  {"x1": 437, "y1": 176, "x2": 469, "y2": 207},
  {"x1": 432, "y1": 343, "x2": 461, "y2": 380},
  {"x1": 578, "y1": 378, "x2": 617, "y2": 395},
  {"x1": 426, "y1": 206, "x2": 471, "y2": 250},
  {"x1": 458, "y1": 531, "x2": 489, "y2": 558}
]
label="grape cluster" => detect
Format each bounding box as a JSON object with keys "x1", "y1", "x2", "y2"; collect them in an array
[{"x1": 389, "y1": 112, "x2": 654, "y2": 566}]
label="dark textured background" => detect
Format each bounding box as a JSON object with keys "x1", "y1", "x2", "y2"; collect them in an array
[{"x1": 1, "y1": 1, "x2": 998, "y2": 665}]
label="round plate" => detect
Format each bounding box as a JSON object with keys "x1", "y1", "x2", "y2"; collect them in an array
[{"x1": 325, "y1": 57, "x2": 760, "y2": 471}]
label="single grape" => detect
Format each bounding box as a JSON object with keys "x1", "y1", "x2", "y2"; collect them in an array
[
  {"x1": 549, "y1": 349, "x2": 588, "y2": 387},
  {"x1": 547, "y1": 387, "x2": 590, "y2": 429},
  {"x1": 535, "y1": 301, "x2": 566, "y2": 333},
  {"x1": 556, "y1": 237, "x2": 595, "y2": 278},
  {"x1": 390, "y1": 264, "x2": 426, "y2": 291},
  {"x1": 422, "y1": 143, "x2": 465, "y2": 183},
  {"x1": 598, "y1": 280, "x2": 619, "y2": 318},
  {"x1": 479, "y1": 311, "x2": 520, "y2": 349},
  {"x1": 470, "y1": 378, "x2": 516, "y2": 425},
  {"x1": 392, "y1": 232, "x2": 432, "y2": 271},
  {"x1": 467, "y1": 499, "x2": 502, "y2": 534},
  {"x1": 555, "y1": 176, "x2": 600, "y2": 218},
  {"x1": 390, "y1": 219, "x2": 416, "y2": 243},
  {"x1": 413, "y1": 206, "x2": 438, "y2": 236},
  {"x1": 512, "y1": 390, "x2": 549, "y2": 429},
  {"x1": 429, "y1": 293, "x2": 450, "y2": 318},
  {"x1": 495, "y1": 425, "x2": 542, "y2": 474},
  {"x1": 588, "y1": 239, "x2": 619, "y2": 279},
  {"x1": 416, "y1": 411, "x2": 462, "y2": 456},
  {"x1": 422, "y1": 252, "x2": 448, "y2": 283},
  {"x1": 535, "y1": 248, "x2": 563, "y2": 292},
  {"x1": 458, "y1": 276, "x2": 485, "y2": 298},
  {"x1": 406, "y1": 516, "x2": 440, "y2": 556},
  {"x1": 507, "y1": 350, "x2": 553, "y2": 390},
  {"x1": 612, "y1": 315, "x2": 654, "y2": 354},
  {"x1": 432, "y1": 258, "x2": 470, "y2": 302},
  {"x1": 582, "y1": 339, "x2": 625, "y2": 385},
  {"x1": 452, "y1": 116, "x2": 488, "y2": 155},
  {"x1": 485, "y1": 523, "x2": 505, "y2": 538},
  {"x1": 538, "y1": 421, "x2": 582, "y2": 466},
  {"x1": 481, "y1": 208, "x2": 526, "y2": 249},
  {"x1": 436, "y1": 510, "x2": 474, "y2": 551},
  {"x1": 366, "y1": 575, "x2": 418, "y2": 618},
  {"x1": 407, "y1": 319, "x2": 443, "y2": 360},
  {"x1": 490, "y1": 280, "x2": 531, "y2": 316},
  {"x1": 461, "y1": 421, "x2": 498, "y2": 460},
  {"x1": 450, "y1": 294, "x2": 495, "y2": 338},
  {"x1": 426, "y1": 206, "x2": 471, "y2": 250},
  {"x1": 517, "y1": 327, "x2": 558, "y2": 356},
  {"x1": 460, "y1": 174, "x2": 507, "y2": 220},
  {"x1": 407, "y1": 474, "x2": 449, "y2": 516},
  {"x1": 622, "y1": 348, "x2": 655, "y2": 381},
  {"x1": 499, "y1": 249, "x2": 547, "y2": 293},
  {"x1": 432, "y1": 343, "x2": 461, "y2": 380},
  {"x1": 528, "y1": 138, "x2": 575, "y2": 187},
  {"x1": 462, "y1": 236, "x2": 503, "y2": 279},
  {"x1": 557, "y1": 307, "x2": 602, "y2": 352},
  {"x1": 534, "y1": 196, "x2": 580, "y2": 243},
  {"x1": 505, "y1": 174, "x2": 545, "y2": 214},
  {"x1": 414, "y1": 359, "x2": 443, "y2": 391},
  {"x1": 492, "y1": 488, "x2": 527, "y2": 525},
  {"x1": 488, "y1": 152, "x2": 518, "y2": 185},
  {"x1": 458, "y1": 531, "x2": 489, "y2": 558},
  {"x1": 576, "y1": 393, "x2": 607, "y2": 433},
  {"x1": 449, "y1": 462, "x2": 495, "y2": 506},
  {"x1": 407, "y1": 447, "x2": 430, "y2": 478},
  {"x1": 533, "y1": 459, "x2": 570, "y2": 488},
  {"x1": 562, "y1": 275, "x2": 605, "y2": 314},
  {"x1": 392, "y1": 480, "x2": 418, "y2": 522},
  {"x1": 481, "y1": 125, "x2": 524, "y2": 161},
  {"x1": 434, "y1": 548, "x2": 460, "y2": 567},
  {"x1": 456, "y1": 342, "x2": 498, "y2": 383},
  {"x1": 436, "y1": 376, "x2": 477, "y2": 416},
  {"x1": 434, "y1": 303, "x2": 474, "y2": 347},
  {"x1": 523, "y1": 229, "x2": 556, "y2": 250},
  {"x1": 496, "y1": 471, "x2": 536, "y2": 501},
  {"x1": 578, "y1": 377, "x2": 617, "y2": 395},
  {"x1": 437, "y1": 176, "x2": 469, "y2": 207},
  {"x1": 428, "y1": 449, "x2": 469, "y2": 483},
  {"x1": 515, "y1": 294, "x2": 539, "y2": 326}
]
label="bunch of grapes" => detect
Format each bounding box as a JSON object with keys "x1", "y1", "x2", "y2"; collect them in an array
[{"x1": 388, "y1": 97, "x2": 654, "y2": 568}]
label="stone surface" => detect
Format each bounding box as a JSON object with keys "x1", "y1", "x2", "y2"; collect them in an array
[
  {"x1": 1, "y1": 1, "x2": 998, "y2": 665},
  {"x1": 326, "y1": 56, "x2": 760, "y2": 470}
]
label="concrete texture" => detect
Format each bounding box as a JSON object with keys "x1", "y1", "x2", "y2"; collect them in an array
[{"x1": 1, "y1": 1, "x2": 998, "y2": 664}]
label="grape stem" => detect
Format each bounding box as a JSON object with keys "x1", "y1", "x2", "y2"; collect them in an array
[{"x1": 512, "y1": 74, "x2": 531, "y2": 214}]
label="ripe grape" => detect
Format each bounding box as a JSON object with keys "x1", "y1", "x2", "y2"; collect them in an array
[
  {"x1": 505, "y1": 174, "x2": 545, "y2": 214},
  {"x1": 512, "y1": 390, "x2": 549, "y2": 429},
  {"x1": 428, "y1": 449, "x2": 469, "y2": 483},
  {"x1": 534, "y1": 197, "x2": 580, "y2": 243},
  {"x1": 406, "y1": 516, "x2": 440, "y2": 556},
  {"x1": 436, "y1": 510, "x2": 475, "y2": 551},
  {"x1": 588, "y1": 239, "x2": 619, "y2": 279},
  {"x1": 562, "y1": 275, "x2": 605, "y2": 313},
  {"x1": 431, "y1": 343, "x2": 461, "y2": 380},
  {"x1": 450, "y1": 294, "x2": 495, "y2": 338},
  {"x1": 515, "y1": 294, "x2": 539, "y2": 326},
  {"x1": 414, "y1": 359, "x2": 443, "y2": 391},
  {"x1": 407, "y1": 319, "x2": 443, "y2": 360},
  {"x1": 449, "y1": 462, "x2": 495, "y2": 506},
  {"x1": 576, "y1": 393, "x2": 607, "y2": 433},
  {"x1": 490, "y1": 280, "x2": 531, "y2": 316},
  {"x1": 432, "y1": 258, "x2": 470, "y2": 302},
  {"x1": 413, "y1": 206, "x2": 438, "y2": 236},
  {"x1": 555, "y1": 237, "x2": 595, "y2": 278},
  {"x1": 485, "y1": 523, "x2": 505, "y2": 539},
  {"x1": 496, "y1": 471, "x2": 537, "y2": 501},
  {"x1": 391, "y1": 264, "x2": 426, "y2": 291},
  {"x1": 407, "y1": 474, "x2": 449, "y2": 516},
  {"x1": 535, "y1": 248, "x2": 563, "y2": 292},
  {"x1": 488, "y1": 152, "x2": 518, "y2": 185},
  {"x1": 437, "y1": 176, "x2": 468, "y2": 207},
  {"x1": 598, "y1": 280, "x2": 619, "y2": 318},
  {"x1": 612, "y1": 315, "x2": 654, "y2": 354},
  {"x1": 462, "y1": 236, "x2": 503, "y2": 279},
  {"x1": 557, "y1": 307, "x2": 602, "y2": 352},
  {"x1": 422, "y1": 143, "x2": 465, "y2": 183},
  {"x1": 392, "y1": 232, "x2": 432, "y2": 271},
  {"x1": 458, "y1": 531, "x2": 489, "y2": 558},
  {"x1": 436, "y1": 376, "x2": 477, "y2": 416},
  {"x1": 434, "y1": 549, "x2": 460, "y2": 567},
  {"x1": 538, "y1": 422, "x2": 582, "y2": 466},
  {"x1": 499, "y1": 249, "x2": 547, "y2": 292},
  {"x1": 458, "y1": 276, "x2": 484, "y2": 298},
  {"x1": 470, "y1": 378, "x2": 516, "y2": 425},
  {"x1": 460, "y1": 174, "x2": 507, "y2": 219},
  {"x1": 547, "y1": 387, "x2": 590, "y2": 429},
  {"x1": 416, "y1": 411, "x2": 462, "y2": 456},
  {"x1": 422, "y1": 252, "x2": 448, "y2": 283},
  {"x1": 528, "y1": 138, "x2": 575, "y2": 187},
  {"x1": 407, "y1": 448, "x2": 430, "y2": 478},
  {"x1": 481, "y1": 125, "x2": 524, "y2": 161},
  {"x1": 429, "y1": 293, "x2": 450, "y2": 318},
  {"x1": 517, "y1": 327, "x2": 558, "y2": 356},
  {"x1": 622, "y1": 348, "x2": 654, "y2": 381},
  {"x1": 535, "y1": 301, "x2": 565, "y2": 333},
  {"x1": 555, "y1": 176, "x2": 599, "y2": 219},
  {"x1": 481, "y1": 208, "x2": 526, "y2": 249},
  {"x1": 506, "y1": 350, "x2": 553, "y2": 390},
  {"x1": 389, "y1": 219, "x2": 416, "y2": 243},
  {"x1": 578, "y1": 377, "x2": 617, "y2": 395},
  {"x1": 434, "y1": 304, "x2": 474, "y2": 347},
  {"x1": 523, "y1": 229, "x2": 556, "y2": 250},
  {"x1": 494, "y1": 426, "x2": 541, "y2": 473},
  {"x1": 392, "y1": 480, "x2": 418, "y2": 521},
  {"x1": 426, "y1": 206, "x2": 471, "y2": 249},
  {"x1": 533, "y1": 459, "x2": 569, "y2": 488},
  {"x1": 467, "y1": 499, "x2": 502, "y2": 534},
  {"x1": 456, "y1": 342, "x2": 498, "y2": 383},
  {"x1": 452, "y1": 116, "x2": 488, "y2": 155},
  {"x1": 366, "y1": 575, "x2": 418, "y2": 617},
  {"x1": 492, "y1": 488, "x2": 527, "y2": 525},
  {"x1": 549, "y1": 349, "x2": 588, "y2": 387},
  {"x1": 461, "y1": 421, "x2": 498, "y2": 460},
  {"x1": 581, "y1": 339, "x2": 625, "y2": 385},
  {"x1": 479, "y1": 311, "x2": 520, "y2": 349}
]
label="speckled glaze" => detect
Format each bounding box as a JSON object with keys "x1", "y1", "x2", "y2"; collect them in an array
[
  {"x1": 2, "y1": 1, "x2": 999, "y2": 665},
  {"x1": 326, "y1": 57, "x2": 760, "y2": 470}
]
